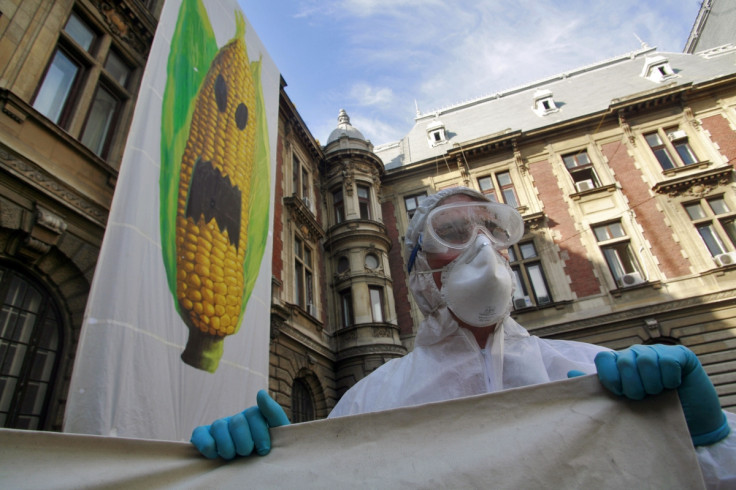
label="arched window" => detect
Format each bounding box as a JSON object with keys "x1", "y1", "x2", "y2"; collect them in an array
[
  {"x1": 0, "y1": 263, "x2": 63, "y2": 429},
  {"x1": 291, "y1": 378, "x2": 315, "y2": 423}
]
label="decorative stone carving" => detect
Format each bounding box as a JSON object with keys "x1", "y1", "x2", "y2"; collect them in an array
[
  {"x1": 513, "y1": 139, "x2": 528, "y2": 174},
  {"x1": 8, "y1": 205, "x2": 67, "y2": 262},
  {"x1": 683, "y1": 106, "x2": 701, "y2": 129},
  {"x1": 652, "y1": 166, "x2": 732, "y2": 197},
  {"x1": 618, "y1": 111, "x2": 636, "y2": 146},
  {"x1": 0, "y1": 147, "x2": 109, "y2": 226},
  {"x1": 94, "y1": 1, "x2": 151, "y2": 56}
]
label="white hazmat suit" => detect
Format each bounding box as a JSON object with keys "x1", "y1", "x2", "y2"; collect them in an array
[{"x1": 329, "y1": 187, "x2": 736, "y2": 488}]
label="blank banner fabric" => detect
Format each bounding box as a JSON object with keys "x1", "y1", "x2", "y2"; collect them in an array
[{"x1": 1, "y1": 376, "x2": 704, "y2": 489}]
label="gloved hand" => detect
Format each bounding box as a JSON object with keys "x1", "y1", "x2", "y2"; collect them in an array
[
  {"x1": 191, "y1": 390, "x2": 290, "y2": 459},
  {"x1": 572, "y1": 345, "x2": 730, "y2": 446}
]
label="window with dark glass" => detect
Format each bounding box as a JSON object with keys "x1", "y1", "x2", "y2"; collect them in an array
[
  {"x1": 593, "y1": 222, "x2": 644, "y2": 287},
  {"x1": 333, "y1": 189, "x2": 344, "y2": 224},
  {"x1": 645, "y1": 127, "x2": 699, "y2": 171},
  {"x1": 294, "y1": 237, "x2": 313, "y2": 309},
  {"x1": 369, "y1": 286, "x2": 385, "y2": 322},
  {"x1": 337, "y1": 256, "x2": 350, "y2": 274},
  {"x1": 685, "y1": 196, "x2": 736, "y2": 258},
  {"x1": 33, "y1": 12, "x2": 98, "y2": 126},
  {"x1": 563, "y1": 150, "x2": 600, "y2": 191},
  {"x1": 340, "y1": 289, "x2": 353, "y2": 328},
  {"x1": 80, "y1": 85, "x2": 121, "y2": 156},
  {"x1": 291, "y1": 378, "x2": 315, "y2": 423},
  {"x1": 1, "y1": 264, "x2": 63, "y2": 430},
  {"x1": 32, "y1": 11, "x2": 134, "y2": 159},
  {"x1": 478, "y1": 172, "x2": 518, "y2": 207},
  {"x1": 508, "y1": 242, "x2": 552, "y2": 309},
  {"x1": 404, "y1": 193, "x2": 427, "y2": 219},
  {"x1": 292, "y1": 155, "x2": 311, "y2": 206},
  {"x1": 357, "y1": 185, "x2": 371, "y2": 220}
]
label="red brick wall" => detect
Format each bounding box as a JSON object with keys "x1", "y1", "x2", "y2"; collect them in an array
[
  {"x1": 701, "y1": 114, "x2": 736, "y2": 167},
  {"x1": 272, "y1": 133, "x2": 284, "y2": 282},
  {"x1": 529, "y1": 160, "x2": 601, "y2": 298},
  {"x1": 382, "y1": 200, "x2": 414, "y2": 336},
  {"x1": 601, "y1": 141, "x2": 691, "y2": 278}
]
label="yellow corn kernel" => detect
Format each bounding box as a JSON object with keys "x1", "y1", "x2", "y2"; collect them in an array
[{"x1": 174, "y1": 27, "x2": 256, "y2": 338}]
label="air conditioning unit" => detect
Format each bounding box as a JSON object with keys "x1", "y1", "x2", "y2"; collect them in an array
[
  {"x1": 620, "y1": 272, "x2": 645, "y2": 288},
  {"x1": 715, "y1": 252, "x2": 736, "y2": 267},
  {"x1": 574, "y1": 179, "x2": 595, "y2": 192},
  {"x1": 513, "y1": 297, "x2": 531, "y2": 309},
  {"x1": 302, "y1": 196, "x2": 311, "y2": 209},
  {"x1": 667, "y1": 130, "x2": 687, "y2": 141}
]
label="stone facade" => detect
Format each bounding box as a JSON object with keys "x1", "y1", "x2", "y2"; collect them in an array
[{"x1": 0, "y1": 0, "x2": 162, "y2": 430}]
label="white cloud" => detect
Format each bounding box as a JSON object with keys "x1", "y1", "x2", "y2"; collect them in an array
[
  {"x1": 290, "y1": 0, "x2": 701, "y2": 144},
  {"x1": 348, "y1": 82, "x2": 396, "y2": 106}
]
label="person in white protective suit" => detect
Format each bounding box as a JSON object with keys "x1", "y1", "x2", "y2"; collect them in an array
[{"x1": 192, "y1": 187, "x2": 736, "y2": 488}]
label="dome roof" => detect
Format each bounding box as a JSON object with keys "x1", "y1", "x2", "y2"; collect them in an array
[{"x1": 325, "y1": 109, "x2": 371, "y2": 152}]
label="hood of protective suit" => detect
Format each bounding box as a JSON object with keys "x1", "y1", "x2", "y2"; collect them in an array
[{"x1": 405, "y1": 187, "x2": 525, "y2": 346}]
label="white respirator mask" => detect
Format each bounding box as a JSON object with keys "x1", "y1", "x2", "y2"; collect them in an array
[
  {"x1": 439, "y1": 233, "x2": 513, "y2": 327},
  {"x1": 411, "y1": 201, "x2": 522, "y2": 328}
]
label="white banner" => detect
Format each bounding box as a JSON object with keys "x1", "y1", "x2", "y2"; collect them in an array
[
  {"x1": 63, "y1": 0, "x2": 280, "y2": 441},
  {"x1": 6, "y1": 376, "x2": 704, "y2": 488}
]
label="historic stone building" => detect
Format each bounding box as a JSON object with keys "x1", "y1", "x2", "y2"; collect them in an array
[
  {"x1": 273, "y1": 45, "x2": 736, "y2": 417},
  {"x1": 0, "y1": 0, "x2": 163, "y2": 429},
  {"x1": 270, "y1": 97, "x2": 407, "y2": 419}
]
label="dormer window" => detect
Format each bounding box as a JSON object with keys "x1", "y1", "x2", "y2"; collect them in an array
[
  {"x1": 532, "y1": 89, "x2": 558, "y2": 116},
  {"x1": 426, "y1": 120, "x2": 447, "y2": 147},
  {"x1": 641, "y1": 56, "x2": 676, "y2": 83}
]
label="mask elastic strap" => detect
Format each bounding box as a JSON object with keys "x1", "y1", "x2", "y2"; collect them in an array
[{"x1": 407, "y1": 234, "x2": 423, "y2": 273}]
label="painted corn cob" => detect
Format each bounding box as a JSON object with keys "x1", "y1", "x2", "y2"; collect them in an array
[{"x1": 176, "y1": 18, "x2": 256, "y2": 372}]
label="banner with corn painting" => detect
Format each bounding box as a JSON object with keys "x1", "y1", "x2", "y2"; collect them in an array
[{"x1": 64, "y1": 0, "x2": 278, "y2": 441}]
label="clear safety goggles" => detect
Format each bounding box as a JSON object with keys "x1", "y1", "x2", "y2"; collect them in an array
[{"x1": 421, "y1": 201, "x2": 524, "y2": 254}]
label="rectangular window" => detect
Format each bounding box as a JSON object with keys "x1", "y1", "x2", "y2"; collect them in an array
[
  {"x1": 369, "y1": 286, "x2": 385, "y2": 322},
  {"x1": 563, "y1": 150, "x2": 600, "y2": 191},
  {"x1": 357, "y1": 185, "x2": 371, "y2": 220},
  {"x1": 32, "y1": 49, "x2": 82, "y2": 124},
  {"x1": 333, "y1": 189, "x2": 344, "y2": 224},
  {"x1": 593, "y1": 221, "x2": 643, "y2": 287},
  {"x1": 477, "y1": 176, "x2": 498, "y2": 202},
  {"x1": 292, "y1": 155, "x2": 310, "y2": 204},
  {"x1": 294, "y1": 237, "x2": 313, "y2": 309},
  {"x1": 645, "y1": 127, "x2": 700, "y2": 171},
  {"x1": 340, "y1": 289, "x2": 353, "y2": 328},
  {"x1": 32, "y1": 11, "x2": 134, "y2": 160},
  {"x1": 404, "y1": 193, "x2": 427, "y2": 220},
  {"x1": 685, "y1": 196, "x2": 736, "y2": 257},
  {"x1": 508, "y1": 242, "x2": 552, "y2": 309},
  {"x1": 477, "y1": 172, "x2": 518, "y2": 207},
  {"x1": 80, "y1": 85, "x2": 120, "y2": 156}
]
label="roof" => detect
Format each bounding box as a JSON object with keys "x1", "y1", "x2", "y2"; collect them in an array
[{"x1": 375, "y1": 45, "x2": 736, "y2": 170}]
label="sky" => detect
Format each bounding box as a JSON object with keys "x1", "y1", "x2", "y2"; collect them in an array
[{"x1": 237, "y1": 1, "x2": 704, "y2": 147}]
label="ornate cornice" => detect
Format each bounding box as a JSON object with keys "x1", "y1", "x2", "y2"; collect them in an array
[
  {"x1": 0, "y1": 146, "x2": 109, "y2": 228},
  {"x1": 530, "y1": 288, "x2": 736, "y2": 338},
  {"x1": 335, "y1": 343, "x2": 408, "y2": 362},
  {"x1": 92, "y1": 0, "x2": 156, "y2": 58},
  {"x1": 523, "y1": 211, "x2": 546, "y2": 231},
  {"x1": 284, "y1": 195, "x2": 325, "y2": 241},
  {"x1": 270, "y1": 313, "x2": 335, "y2": 361},
  {"x1": 651, "y1": 165, "x2": 732, "y2": 197}
]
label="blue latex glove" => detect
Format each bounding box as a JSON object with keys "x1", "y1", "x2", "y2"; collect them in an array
[
  {"x1": 576, "y1": 345, "x2": 729, "y2": 446},
  {"x1": 191, "y1": 390, "x2": 290, "y2": 459}
]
